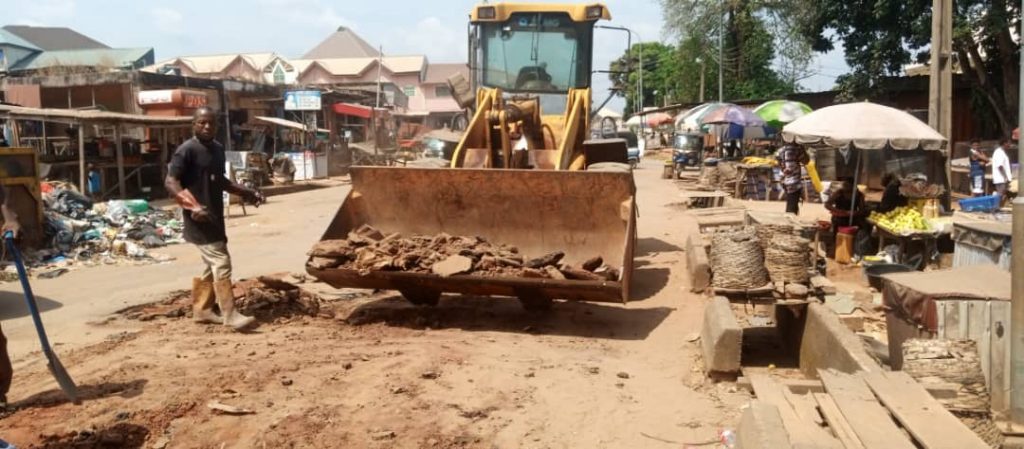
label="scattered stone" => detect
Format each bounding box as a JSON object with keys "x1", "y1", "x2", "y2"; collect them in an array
[
  {"x1": 371, "y1": 430, "x2": 396, "y2": 441},
  {"x1": 587, "y1": 366, "x2": 600, "y2": 375},
  {"x1": 544, "y1": 266, "x2": 566, "y2": 280},
  {"x1": 525, "y1": 371, "x2": 536, "y2": 378},
  {"x1": 615, "y1": 382, "x2": 625, "y2": 388},
  {"x1": 421, "y1": 371, "x2": 440, "y2": 380},
  {"x1": 785, "y1": 283, "x2": 809, "y2": 299},
  {"x1": 391, "y1": 386, "x2": 408, "y2": 394},
  {"x1": 207, "y1": 401, "x2": 255, "y2": 415},
  {"x1": 114, "y1": 411, "x2": 131, "y2": 421},
  {"x1": 152, "y1": 436, "x2": 170, "y2": 449},
  {"x1": 525, "y1": 251, "x2": 565, "y2": 269},
  {"x1": 280, "y1": 378, "x2": 293, "y2": 386},
  {"x1": 431, "y1": 255, "x2": 474, "y2": 277},
  {"x1": 581, "y1": 256, "x2": 604, "y2": 272},
  {"x1": 617, "y1": 372, "x2": 630, "y2": 379},
  {"x1": 343, "y1": 362, "x2": 353, "y2": 370}
]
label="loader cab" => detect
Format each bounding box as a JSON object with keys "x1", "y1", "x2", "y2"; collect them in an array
[{"x1": 469, "y1": 3, "x2": 608, "y2": 114}]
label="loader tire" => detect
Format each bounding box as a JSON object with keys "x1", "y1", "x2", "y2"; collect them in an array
[
  {"x1": 400, "y1": 289, "x2": 441, "y2": 307},
  {"x1": 517, "y1": 293, "x2": 554, "y2": 312}
]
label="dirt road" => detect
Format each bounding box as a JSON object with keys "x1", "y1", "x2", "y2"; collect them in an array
[{"x1": 0, "y1": 163, "x2": 751, "y2": 448}]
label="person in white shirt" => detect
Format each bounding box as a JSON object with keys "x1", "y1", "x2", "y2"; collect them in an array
[{"x1": 991, "y1": 138, "x2": 1013, "y2": 206}]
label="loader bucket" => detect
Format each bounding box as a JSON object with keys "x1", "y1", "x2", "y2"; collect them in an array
[{"x1": 309, "y1": 166, "x2": 637, "y2": 303}]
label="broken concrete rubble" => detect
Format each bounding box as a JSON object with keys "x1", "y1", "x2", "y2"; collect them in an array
[{"x1": 306, "y1": 225, "x2": 619, "y2": 281}]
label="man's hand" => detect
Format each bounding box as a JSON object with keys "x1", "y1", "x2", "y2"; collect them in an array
[
  {"x1": 190, "y1": 208, "x2": 212, "y2": 223},
  {"x1": 2, "y1": 220, "x2": 20, "y2": 239},
  {"x1": 242, "y1": 189, "x2": 265, "y2": 206}
]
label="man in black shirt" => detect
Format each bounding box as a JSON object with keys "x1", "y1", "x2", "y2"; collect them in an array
[{"x1": 165, "y1": 107, "x2": 262, "y2": 331}]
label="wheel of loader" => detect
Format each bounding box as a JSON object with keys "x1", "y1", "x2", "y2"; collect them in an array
[
  {"x1": 587, "y1": 162, "x2": 631, "y2": 173},
  {"x1": 516, "y1": 291, "x2": 554, "y2": 312},
  {"x1": 399, "y1": 289, "x2": 441, "y2": 307}
]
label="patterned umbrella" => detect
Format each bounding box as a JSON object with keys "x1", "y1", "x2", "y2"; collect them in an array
[
  {"x1": 754, "y1": 100, "x2": 813, "y2": 129},
  {"x1": 700, "y1": 104, "x2": 766, "y2": 127}
]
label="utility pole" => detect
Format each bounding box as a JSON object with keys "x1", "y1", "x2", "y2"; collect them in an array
[
  {"x1": 697, "y1": 57, "x2": 706, "y2": 103},
  {"x1": 718, "y1": 0, "x2": 724, "y2": 102},
  {"x1": 1010, "y1": 0, "x2": 1024, "y2": 426},
  {"x1": 928, "y1": 0, "x2": 953, "y2": 190},
  {"x1": 374, "y1": 45, "x2": 383, "y2": 156}
]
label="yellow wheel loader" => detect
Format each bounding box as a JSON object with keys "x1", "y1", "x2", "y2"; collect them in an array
[{"x1": 309, "y1": 3, "x2": 637, "y2": 309}]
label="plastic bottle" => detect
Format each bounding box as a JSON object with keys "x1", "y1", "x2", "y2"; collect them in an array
[{"x1": 719, "y1": 429, "x2": 737, "y2": 448}]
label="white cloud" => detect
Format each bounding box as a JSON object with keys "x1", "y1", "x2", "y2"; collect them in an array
[
  {"x1": 255, "y1": 0, "x2": 354, "y2": 32},
  {"x1": 398, "y1": 16, "x2": 464, "y2": 62},
  {"x1": 151, "y1": 7, "x2": 184, "y2": 34},
  {"x1": 15, "y1": 0, "x2": 76, "y2": 25}
]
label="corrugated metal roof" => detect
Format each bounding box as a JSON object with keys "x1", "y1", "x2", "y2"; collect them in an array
[
  {"x1": 0, "y1": 104, "x2": 193, "y2": 127},
  {"x1": 0, "y1": 28, "x2": 42, "y2": 51},
  {"x1": 424, "y1": 63, "x2": 468, "y2": 84},
  {"x1": 12, "y1": 47, "x2": 154, "y2": 71},
  {"x1": 301, "y1": 26, "x2": 379, "y2": 59},
  {"x1": 292, "y1": 56, "x2": 425, "y2": 77},
  {"x1": 144, "y1": 52, "x2": 277, "y2": 75},
  {"x1": 2, "y1": 25, "x2": 108, "y2": 51}
]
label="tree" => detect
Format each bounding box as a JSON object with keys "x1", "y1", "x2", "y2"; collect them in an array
[
  {"x1": 660, "y1": 0, "x2": 811, "y2": 102},
  {"x1": 797, "y1": 0, "x2": 1021, "y2": 136},
  {"x1": 609, "y1": 42, "x2": 680, "y2": 114}
]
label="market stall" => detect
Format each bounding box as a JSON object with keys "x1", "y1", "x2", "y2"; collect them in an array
[
  {"x1": 253, "y1": 116, "x2": 329, "y2": 181},
  {"x1": 952, "y1": 219, "x2": 1011, "y2": 270},
  {"x1": 782, "y1": 102, "x2": 949, "y2": 266},
  {"x1": 880, "y1": 264, "x2": 1011, "y2": 411}
]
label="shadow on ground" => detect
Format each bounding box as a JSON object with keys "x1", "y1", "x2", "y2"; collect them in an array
[
  {"x1": 342, "y1": 295, "x2": 673, "y2": 341},
  {"x1": 29, "y1": 422, "x2": 149, "y2": 449},
  {"x1": 12, "y1": 379, "x2": 148, "y2": 410},
  {"x1": 635, "y1": 238, "x2": 684, "y2": 257},
  {"x1": 0, "y1": 290, "x2": 63, "y2": 320},
  {"x1": 741, "y1": 326, "x2": 799, "y2": 369}
]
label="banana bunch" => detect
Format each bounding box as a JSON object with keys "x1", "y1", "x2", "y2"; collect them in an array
[{"x1": 869, "y1": 206, "x2": 931, "y2": 234}]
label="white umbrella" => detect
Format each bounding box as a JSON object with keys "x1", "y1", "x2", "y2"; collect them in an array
[
  {"x1": 624, "y1": 115, "x2": 643, "y2": 127},
  {"x1": 782, "y1": 102, "x2": 947, "y2": 227},
  {"x1": 781, "y1": 102, "x2": 946, "y2": 151}
]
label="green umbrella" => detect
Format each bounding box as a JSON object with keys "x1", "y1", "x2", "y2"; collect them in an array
[{"x1": 753, "y1": 100, "x2": 812, "y2": 130}]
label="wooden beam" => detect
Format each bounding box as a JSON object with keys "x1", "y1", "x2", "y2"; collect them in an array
[
  {"x1": 115, "y1": 125, "x2": 126, "y2": 198},
  {"x1": 813, "y1": 393, "x2": 866, "y2": 449},
  {"x1": 749, "y1": 374, "x2": 843, "y2": 449},
  {"x1": 78, "y1": 124, "x2": 85, "y2": 193},
  {"x1": 863, "y1": 371, "x2": 988, "y2": 449},
  {"x1": 818, "y1": 370, "x2": 916, "y2": 449}
]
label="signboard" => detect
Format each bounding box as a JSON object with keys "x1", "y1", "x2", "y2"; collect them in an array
[
  {"x1": 138, "y1": 90, "x2": 174, "y2": 105},
  {"x1": 137, "y1": 89, "x2": 208, "y2": 108},
  {"x1": 284, "y1": 90, "x2": 322, "y2": 111}
]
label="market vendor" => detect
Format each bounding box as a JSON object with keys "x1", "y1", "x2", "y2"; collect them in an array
[
  {"x1": 0, "y1": 184, "x2": 22, "y2": 408},
  {"x1": 877, "y1": 173, "x2": 908, "y2": 213},
  {"x1": 825, "y1": 177, "x2": 868, "y2": 232},
  {"x1": 968, "y1": 140, "x2": 990, "y2": 197}
]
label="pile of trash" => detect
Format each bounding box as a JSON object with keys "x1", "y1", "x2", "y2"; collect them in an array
[
  {"x1": 307, "y1": 224, "x2": 620, "y2": 281},
  {"x1": 21, "y1": 186, "x2": 184, "y2": 278}
]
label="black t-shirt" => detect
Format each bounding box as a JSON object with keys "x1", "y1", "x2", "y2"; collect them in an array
[{"x1": 168, "y1": 137, "x2": 227, "y2": 244}]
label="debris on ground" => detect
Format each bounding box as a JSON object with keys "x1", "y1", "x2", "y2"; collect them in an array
[
  {"x1": 306, "y1": 225, "x2": 620, "y2": 281},
  {"x1": 117, "y1": 274, "x2": 324, "y2": 322},
  {"x1": 12, "y1": 186, "x2": 185, "y2": 280}
]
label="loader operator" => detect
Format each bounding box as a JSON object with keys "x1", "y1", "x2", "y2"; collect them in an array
[
  {"x1": 0, "y1": 184, "x2": 23, "y2": 407},
  {"x1": 165, "y1": 107, "x2": 262, "y2": 331}
]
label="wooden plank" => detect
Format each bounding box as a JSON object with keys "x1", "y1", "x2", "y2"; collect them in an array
[
  {"x1": 863, "y1": 371, "x2": 988, "y2": 449},
  {"x1": 991, "y1": 300, "x2": 1010, "y2": 413},
  {"x1": 813, "y1": 393, "x2": 867, "y2": 449},
  {"x1": 943, "y1": 300, "x2": 961, "y2": 339},
  {"x1": 965, "y1": 301, "x2": 991, "y2": 386},
  {"x1": 957, "y1": 301, "x2": 969, "y2": 340},
  {"x1": 818, "y1": 370, "x2": 916, "y2": 449},
  {"x1": 784, "y1": 388, "x2": 825, "y2": 426},
  {"x1": 750, "y1": 374, "x2": 842, "y2": 449},
  {"x1": 737, "y1": 376, "x2": 960, "y2": 399}
]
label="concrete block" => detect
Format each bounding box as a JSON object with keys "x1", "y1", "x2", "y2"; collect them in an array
[
  {"x1": 736, "y1": 401, "x2": 794, "y2": 449},
  {"x1": 799, "y1": 303, "x2": 882, "y2": 377},
  {"x1": 700, "y1": 296, "x2": 742, "y2": 374},
  {"x1": 686, "y1": 234, "x2": 712, "y2": 293}
]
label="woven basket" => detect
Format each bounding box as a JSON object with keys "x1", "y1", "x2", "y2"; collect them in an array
[
  {"x1": 765, "y1": 234, "x2": 810, "y2": 283},
  {"x1": 710, "y1": 228, "x2": 768, "y2": 289},
  {"x1": 756, "y1": 224, "x2": 794, "y2": 250}
]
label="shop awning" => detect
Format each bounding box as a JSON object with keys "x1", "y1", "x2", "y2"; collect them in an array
[
  {"x1": 254, "y1": 116, "x2": 328, "y2": 133},
  {"x1": 333, "y1": 102, "x2": 372, "y2": 119}
]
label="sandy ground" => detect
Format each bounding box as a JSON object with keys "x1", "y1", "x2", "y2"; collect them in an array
[{"x1": 0, "y1": 161, "x2": 757, "y2": 448}]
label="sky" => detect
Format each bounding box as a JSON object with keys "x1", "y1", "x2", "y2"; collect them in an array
[{"x1": 9, "y1": 0, "x2": 848, "y2": 112}]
